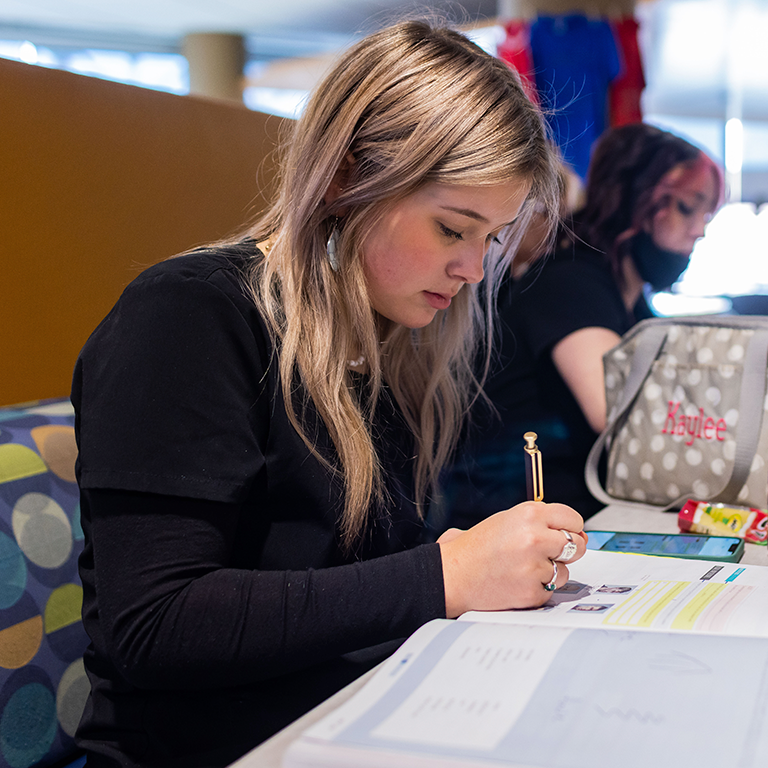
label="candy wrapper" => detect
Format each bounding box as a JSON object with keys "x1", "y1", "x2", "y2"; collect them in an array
[{"x1": 678, "y1": 499, "x2": 768, "y2": 544}]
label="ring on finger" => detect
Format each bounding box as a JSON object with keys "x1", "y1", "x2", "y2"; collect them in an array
[
  {"x1": 556, "y1": 530, "x2": 578, "y2": 563},
  {"x1": 544, "y1": 559, "x2": 558, "y2": 591}
]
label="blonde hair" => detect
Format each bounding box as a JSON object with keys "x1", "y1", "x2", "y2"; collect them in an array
[{"x1": 246, "y1": 20, "x2": 562, "y2": 550}]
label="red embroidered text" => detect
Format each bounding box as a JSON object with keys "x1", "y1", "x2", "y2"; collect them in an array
[{"x1": 662, "y1": 401, "x2": 726, "y2": 445}]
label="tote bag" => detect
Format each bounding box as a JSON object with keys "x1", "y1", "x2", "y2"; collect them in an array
[{"x1": 585, "y1": 315, "x2": 768, "y2": 510}]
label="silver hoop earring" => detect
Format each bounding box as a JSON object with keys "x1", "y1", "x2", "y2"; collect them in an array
[{"x1": 326, "y1": 225, "x2": 340, "y2": 272}]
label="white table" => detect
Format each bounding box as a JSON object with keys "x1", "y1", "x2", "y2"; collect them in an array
[
  {"x1": 231, "y1": 503, "x2": 767, "y2": 766},
  {"x1": 585, "y1": 502, "x2": 768, "y2": 566}
]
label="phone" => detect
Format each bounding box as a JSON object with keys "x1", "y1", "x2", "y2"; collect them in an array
[{"x1": 586, "y1": 530, "x2": 745, "y2": 563}]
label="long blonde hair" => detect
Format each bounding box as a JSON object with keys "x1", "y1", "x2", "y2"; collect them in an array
[{"x1": 247, "y1": 20, "x2": 562, "y2": 550}]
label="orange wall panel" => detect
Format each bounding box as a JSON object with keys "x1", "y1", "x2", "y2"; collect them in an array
[{"x1": 1, "y1": 57, "x2": 286, "y2": 406}]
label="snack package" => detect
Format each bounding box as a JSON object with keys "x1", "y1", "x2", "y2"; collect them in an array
[{"x1": 678, "y1": 499, "x2": 768, "y2": 544}]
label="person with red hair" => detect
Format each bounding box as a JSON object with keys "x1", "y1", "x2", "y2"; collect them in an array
[{"x1": 442, "y1": 123, "x2": 723, "y2": 527}]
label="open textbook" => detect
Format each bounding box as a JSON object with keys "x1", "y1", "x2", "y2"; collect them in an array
[{"x1": 282, "y1": 550, "x2": 768, "y2": 768}]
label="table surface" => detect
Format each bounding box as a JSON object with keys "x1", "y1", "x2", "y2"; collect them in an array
[
  {"x1": 229, "y1": 504, "x2": 767, "y2": 767},
  {"x1": 587, "y1": 503, "x2": 767, "y2": 566}
]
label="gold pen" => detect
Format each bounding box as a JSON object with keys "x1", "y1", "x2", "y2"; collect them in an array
[{"x1": 523, "y1": 431, "x2": 544, "y2": 502}]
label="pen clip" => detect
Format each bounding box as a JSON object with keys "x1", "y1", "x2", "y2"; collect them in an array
[{"x1": 523, "y1": 431, "x2": 544, "y2": 502}]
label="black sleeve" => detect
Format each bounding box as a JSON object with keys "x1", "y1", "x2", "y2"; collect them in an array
[
  {"x1": 74, "y1": 262, "x2": 269, "y2": 503},
  {"x1": 512, "y1": 257, "x2": 629, "y2": 362},
  {"x1": 84, "y1": 487, "x2": 446, "y2": 691},
  {"x1": 75, "y1": 257, "x2": 445, "y2": 695}
]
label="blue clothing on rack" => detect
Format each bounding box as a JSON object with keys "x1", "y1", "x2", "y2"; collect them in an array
[{"x1": 530, "y1": 14, "x2": 621, "y2": 179}]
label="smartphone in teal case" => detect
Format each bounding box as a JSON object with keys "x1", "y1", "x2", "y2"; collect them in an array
[{"x1": 586, "y1": 530, "x2": 745, "y2": 563}]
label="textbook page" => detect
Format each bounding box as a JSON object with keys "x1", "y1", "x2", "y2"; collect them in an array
[
  {"x1": 282, "y1": 617, "x2": 768, "y2": 768},
  {"x1": 462, "y1": 549, "x2": 768, "y2": 637}
]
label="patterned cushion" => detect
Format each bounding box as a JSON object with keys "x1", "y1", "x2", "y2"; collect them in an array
[{"x1": 0, "y1": 399, "x2": 88, "y2": 768}]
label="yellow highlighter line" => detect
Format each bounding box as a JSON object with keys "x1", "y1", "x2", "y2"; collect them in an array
[
  {"x1": 602, "y1": 581, "x2": 691, "y2": 628},
  {"x1": 671, "y1": 583, "x2": 727, "y2": 630}
]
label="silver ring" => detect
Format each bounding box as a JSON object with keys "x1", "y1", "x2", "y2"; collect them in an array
[
  {"x1": 544, "y1": 559, "x2": 558, "y2": 591},
  {"x1": 556, "y1": 530, "x2": 578, "y2": 562}
]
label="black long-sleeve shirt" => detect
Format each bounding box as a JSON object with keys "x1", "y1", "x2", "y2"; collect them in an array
[{"x1": 72, "y1": 244, "x2": 445, "y2": 767}]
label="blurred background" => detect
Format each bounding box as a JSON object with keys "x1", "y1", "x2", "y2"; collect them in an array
[{"x1": 2, "y1": 0, "x2": 767, "y2": 313}]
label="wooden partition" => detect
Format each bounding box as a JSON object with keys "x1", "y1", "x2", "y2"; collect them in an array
[{"x1": 1, "y1": 57, "x2": 286, "y2": 406}]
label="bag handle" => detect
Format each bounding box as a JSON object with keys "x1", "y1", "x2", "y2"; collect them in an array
[
  {"x1": 712, "y1": 328, "x2": 768, "y2": 503},
  {"x1": 585, "y1": 325, "x2": 668, "y2": 507},
  {"x1": 585, "y1": 326, "x2": 768, "y2": 511}
]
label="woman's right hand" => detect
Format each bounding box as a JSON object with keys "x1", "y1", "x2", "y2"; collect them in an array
[{"x1": 437, "y1": 501, "x2": 587, "y2": 618}]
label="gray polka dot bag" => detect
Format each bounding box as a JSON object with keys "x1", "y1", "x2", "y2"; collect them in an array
[{"x1": 586, "y1": 315, "x2": 768, "y2": 510}]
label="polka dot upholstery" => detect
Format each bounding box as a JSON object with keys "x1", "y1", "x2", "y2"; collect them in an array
[{"x1": 0, "y1": 399, "x2": 87, "y2": 768}]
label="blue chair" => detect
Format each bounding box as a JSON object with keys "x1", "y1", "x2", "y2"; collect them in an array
[{"x1": 0, "y1": 399, "x2": 88, "y2": 768}]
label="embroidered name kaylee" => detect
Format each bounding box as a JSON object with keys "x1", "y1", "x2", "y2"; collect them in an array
[{"x1": 662, "y1": 400, "x2": 727, "y2": 445}]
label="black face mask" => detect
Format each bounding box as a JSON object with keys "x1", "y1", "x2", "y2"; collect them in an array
[{"x1": 630, "y1": 231, "x2": 691, "y2": 291}]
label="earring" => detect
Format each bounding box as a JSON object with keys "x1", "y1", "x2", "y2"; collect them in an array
[{"x1": 326, "y1": 221, "x2": 340, "y2": 272}]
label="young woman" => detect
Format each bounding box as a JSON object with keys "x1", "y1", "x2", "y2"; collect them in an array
[
  {"x1": 71, "y1": 20, "x2": 586, "y2": 768},
  {"x1": 442, "y1": 123, "x2": 724, "y2": 528}
]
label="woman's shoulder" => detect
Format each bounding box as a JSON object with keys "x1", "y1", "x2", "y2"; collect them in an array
[
  {"x1": 542, "y1": 237, "x2": 611, "y2": 275},
  {"x1": 512, "y1": 238, "x2": 616, "y2": 298},
  {"x1": 502, "y1": 237, "x2": 627, "y2": 346},
  {"x1": 131, "y1": 240, "x2": 260, "y2": 295},
  {"x1": 82, "y1": 239, "x2": 272, "y2": 364},
  {"x1": 116, "y1": 241, "x2": 269, "y2": 330}
]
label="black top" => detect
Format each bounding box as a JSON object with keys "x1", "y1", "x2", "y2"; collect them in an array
[
  {"x1": 442, "y1": 241, "x2": 648, "y2": 527},
  {"x1": 71, "y1": 243, "x2": 445, "y2": 768}
]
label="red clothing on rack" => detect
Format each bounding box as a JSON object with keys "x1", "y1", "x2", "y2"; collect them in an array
[
  {"x1": 609, "y1": 16, "x2": 646, "y2": 126},
  {"x1": 497, "y1": 19, "x2": 538, "y2": 104}
]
